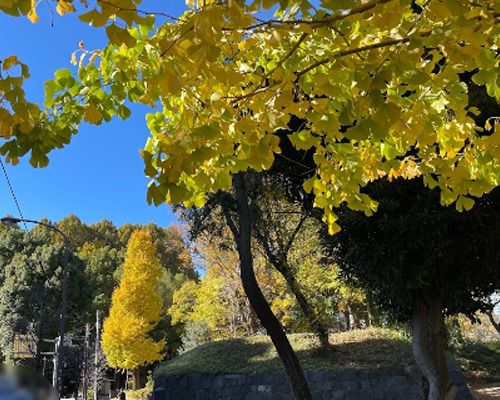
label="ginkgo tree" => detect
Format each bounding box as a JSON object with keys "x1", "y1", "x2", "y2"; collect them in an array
[
  {"x1": 0, "y1": 0, "x2": 499, "y2": 399},
  {"x1": 101, "y1": 230, "x2": 165, "y2": 388}
]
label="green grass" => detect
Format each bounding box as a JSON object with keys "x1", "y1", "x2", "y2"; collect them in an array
[
  {"x1": 155, "y1": 328, "x2": 415, "y2": 378},
  {"x1": 453, "y1": 341, "x2": 500, "y2": 382}
]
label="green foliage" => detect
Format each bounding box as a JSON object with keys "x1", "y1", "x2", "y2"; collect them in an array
[
  {"x1": 118, "y1": 224, "x2": 195, "y2": 277},
  {"x1": 171, "y1": 208, "x2": 371, "y2": 339},
  {"x1": 332, "y1": 179, "x2": 500, "y2": 322},
  {"x1": 0, "y1": 217, "x2": 195, "y2": 365},
  {"x1": 56, "y1": 215, "x2": 93, "y2": 251},
  {"x1": 0, "y1": 224, "x2": 88, "y2": 363},
  {"x1": 78, "y1": 242, "x2": 121, "y2": 315},
  {"x1": 155, "y1": 269, "x2": 193, "y2": 357}
]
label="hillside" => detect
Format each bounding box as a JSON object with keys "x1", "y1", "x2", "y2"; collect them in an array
[{"x1": 155, "y1": 328, "x2": 415, "y2": 378}]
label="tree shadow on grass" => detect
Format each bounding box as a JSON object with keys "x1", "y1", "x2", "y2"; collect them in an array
[{"x1": 454, "y1": 341, "x2": 500, "y2": 382}]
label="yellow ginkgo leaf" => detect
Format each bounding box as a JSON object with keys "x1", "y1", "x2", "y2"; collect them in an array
[
  {"x1": 88, "y1": 52, "x2": 98, "y2": 63},
  {"x1": 83, "y1": 103, "x2": 103, "y2": 124},
  {"x1": 56, "y1": 0, "x2": 75, "y2": 16},
  {"x1": 27, "y1": 0, "x2": 39, "y2": 23},
  {"x1": 2, "y1": 55, "x2": 19, "y2": 70}
]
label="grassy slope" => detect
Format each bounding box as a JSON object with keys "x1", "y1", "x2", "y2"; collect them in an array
[
  {"x1": 453, "y1": 341, "x2": 500, "y2": 382},
  {"x1": 155, "y1": 328, "x2": 415, "y2": 378}
]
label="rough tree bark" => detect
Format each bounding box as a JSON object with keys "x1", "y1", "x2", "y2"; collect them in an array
[
  {"x1": 412, "y1": 298, "x2": 458, "y2": 400},
  {"x1": 223, "y1": 173, "x2": 312, "y2": 400}
]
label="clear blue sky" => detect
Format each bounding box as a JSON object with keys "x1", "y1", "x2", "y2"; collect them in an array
[{"x1": 0, "y1": 2, "x2": 188, "y2": 227}]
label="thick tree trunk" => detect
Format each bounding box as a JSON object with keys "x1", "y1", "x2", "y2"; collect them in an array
[
  {"x1": 412, "y1": 299, "x2": 458, "y2": 400},
  {"x1": 132, "y1": 367, "x2": 147, "y2": 390},
  {"x1": 226, "y1": 173, "x2": 312, "y2": 400}
]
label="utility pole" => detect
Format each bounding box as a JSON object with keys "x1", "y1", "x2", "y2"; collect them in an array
[
  {"x1": 94, "y1": 310, "x2": 101, "y2": 400},
  {"x1": 83, "y1": 324, "x2": 90, "y2": 400}
]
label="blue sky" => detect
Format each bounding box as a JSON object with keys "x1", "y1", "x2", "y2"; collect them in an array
[{"x1": 0, "y1": 2, "x2": 188, "y2": 227}]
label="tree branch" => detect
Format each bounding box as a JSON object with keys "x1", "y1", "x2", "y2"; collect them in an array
[
  {"x1": 297, "y1": 37, "x2": 409, "y2": 77},
  {"x1": 240, "y1": 0, "x2": 393, "y2": 31},
  {"x1": 255, "y1": 229, "x2": 282, "y2": 269},
  {"x1": 224, "y1": 81, "x2": 280, "y2": 103},
  {"x1": 263, "y1": 33, "x2": 308, "y2": 81},
  {"x1": 160, "y1": 26, "x2": 194, "y2": 57},
  {"x1": 97, "y1": 0, "x2": 179, "y2": 21},
  {"x1": 222, "y1": 203, "x2": 240, "y2": 242},
  {"x1": 283, "y1": 214, "x2": 307, "y2": 255},
  {"x1": 228, "y1": 37, "x2": 409, "y2": 104},
  {"x1": 486, "y1": 309, "x2": 500, "y2": 335}
]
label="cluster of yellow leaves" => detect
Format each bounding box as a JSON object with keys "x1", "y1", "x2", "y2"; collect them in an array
[
  {"x1": 101, "y1": 230, "x2": 165, "y2": 370},
  {"x1": 169, "y1": 242, "x2": 255, "y2": 339},
  {"x1": 0, "y1": 54, "x2": 61, "y2": 166},
  {"x1": 24, "y1": 0, "x2": 75, "y2": 23},
  {"x1": 271, "y1": 221, "x2": 367, "y2": 331},
  {"x1": 0, "y1": 55, "x2": 31, "y2": 142},
  {"x1": 117, "y1": 0, "x2": 499, "y2": 234},
  {"x1": 2, "y1": 0, "x2": 500, "y2": 235}
]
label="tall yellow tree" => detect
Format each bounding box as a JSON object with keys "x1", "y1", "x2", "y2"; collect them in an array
[{"x1": 101, "y1": 230, "x2": 165, "y2": 377}]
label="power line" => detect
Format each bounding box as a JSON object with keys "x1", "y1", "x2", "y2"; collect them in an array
[{"x1": 0, "y1": 156, "x2": 28, "y2": 231}]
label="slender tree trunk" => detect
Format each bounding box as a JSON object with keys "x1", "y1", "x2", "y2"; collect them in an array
[
  {"x1": 133, "y1": 368, "x2": 139, "y2": 390},
  {"x1": 366, "y1": 301, "x2": 373, "y2": 328},
  {"x1": 225, "y1": 173, "x2": 312, "y2": 400},
  {"x1": 344, "y1": 309, "x2": 351, "y2": 331},
  {"x1": 249, "y1": 308, "x2": 259, "y2": 334},
  {"x1": 131, "y1": 367, "x2": 147, "y2": 390},
  {"x1": 274, "y1": 259, "x2": 330, "y2": 349},
  {"x1": 346, "y1": 304, "x2": 356, "y2": 330},
  {"x1": 412, "y1": 298, "x2": 458, "y2": 400},
  {"x1": 486, "y1": 309, "x2": 500, "y2": 334},
  {"x1": 254, "y1": 220, "x2": 330, "y2": 350}
]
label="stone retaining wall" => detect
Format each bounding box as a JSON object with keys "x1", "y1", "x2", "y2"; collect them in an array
[{"x1": 154, "y1": 363, "x2": 472, "y2": 400}]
